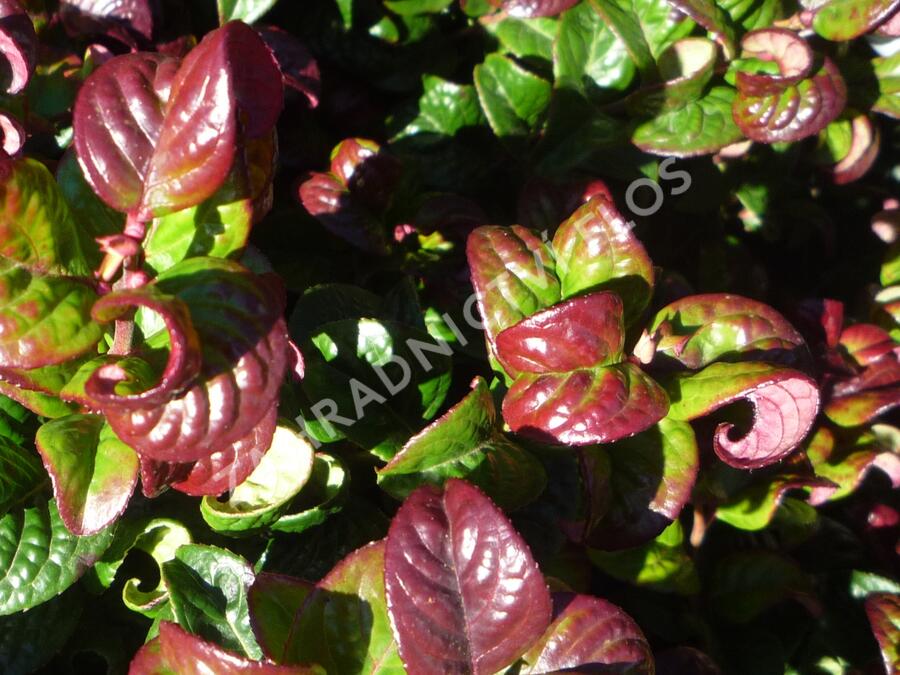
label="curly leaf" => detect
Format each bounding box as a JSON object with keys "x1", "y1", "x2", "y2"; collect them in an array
[
  {"x1": 0, "y1": 499, "x2": 115, "y2": 614},
  {"x1": 281, "y1": 540, "x2": 402, "y2": 672},
  {"x1": 0, "y1": 0, "x2": 35, "y2": 95},
  {"x1": 467, "y1": 225, "x2": 560, "y2": 345},
  {"x1": 201, "y1": 425, "x2": 315, "y2": 533},
  {"x1": 865, "y1": 593, "x2": 900, "y2": 674},
  {"x1": 641, "y1": 293, "x2": 806, "y2": 369},
  {"x1": 270, "y1": 453, "x2": 347, "y2": 534},
  {"x1": 378, "y1": 377, "x2": 546, "y2": 510},
  {"x1": 521, "y1": 593, "x2": 653, "y2": 673},
  {"x1": 552, "y1": 197, "x2": 654, "y2": 324},
  {"x1": 665, "y1": 361, "x2": 819, "y2": 468},
  {"x1": 504, "y1": 362, "x2": 669, "y2": 446},
  {"x1": 88, "y1": 258, "x2": 288, "y2": 464},
  {"x1": 385, "y1": 479, "x2": 552, "y2": 674},
  {"x1": 495, "y1": 292, "x2": 625, "y2": 374},
  {"x1": 732, "y1": 29, "x2": 846, "y2": 143},
  {"x1": 130, "y1": 621, "x2": 308, "y2": 674},
  {"x1": 35, "y1": 414, "x2": 139, "y2": 535}
]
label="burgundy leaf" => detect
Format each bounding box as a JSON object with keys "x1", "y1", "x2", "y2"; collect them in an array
[
  {"x1": 467, "y1": 225, "x2": 560, "y2": 346},
  {"x1": 732, "y1": 29, "x2": 846, "y2": 143},
  {"x1": 666, "y1": 362, "x2": 820, "y2": 469},
  {"x1": 495, "y1": 292, "x2": 624, "y2": 374},
  {"x1": 864, "y1": 593, "x2": 900, "y2": 674},
  {"x1": 384, "y1": 479, "x2": 552, "y2": 675},
  {"x1": 73, "y1": 52, "x2": 179, "y2": 213},
  {"x1": 138, "y1": 455, "x2": 192, "y2": 498},
  {"x1": 256, "y1": 25, "x2": 320, "y2": 108},
  {"x1": 640, "y1": 293, "x2": 807, "y2": 369},
  {"x1": 328, "y1": 138, "x2": 402, "y2": 214},
  {"x1": 520, "y1": 593, "x2": 653, "y2": 674},
  {"x1": 60, "y1": 0, "x2": 159, "y2": 44},
  {"x1": 493, "y1": 0, "x2": 579, "y2": 18},
  {"x1": 0, "y1": 0, "x2": 36, "y2": 95},
  {"x1": 839, "y1": 323, "x2": 897, "y2": 367},
  {"x1": 503, "y1": 363, "x2": 670, "y2": 446},
  {"x1": 129, "y1": 621, "x2": 308, "y2": 674},
  {"x1": 139, "y1": 21, "x2": 283, "y2": 218},
  {"x1": 87, "y1": 259, "x2": 288, "y2": 464}
]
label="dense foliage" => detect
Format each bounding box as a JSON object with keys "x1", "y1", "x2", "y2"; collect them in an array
[{"x1": 0, "y1": 0, "x2": 897, "y2": 672}]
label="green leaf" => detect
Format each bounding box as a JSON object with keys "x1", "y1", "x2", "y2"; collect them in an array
[
  {"x1": 0, "y1": 396, "x2": 33, "y2": 446},
  {"x1": 711, "y1": 551, "x2": 814, "y2": 622},
  {"x1": 0, "y1": 499, "x2": 115, "y2": 615},
  {"x1": 589, "y1": 520, "x2": 700, "y2": 594},
  {"x1": 55, "y1": 150, "x2": 123, "y2": 245},
  {"x1": 717, "y1": 0, "x2": 783, "y2": 30},
  {"x1": 474, "y1": 53, "x2": 552, "y2": 142},
  {"x1": 850, "y1": 570, "x2": 900, "y2": 598},
  {"x1": 247, "y1": 574, "x2": 314, "y2": 661},
  {"x1": 384, "y1": 0, "x2": 453, "y2": 14},
  {"x1": 554, "y1": 2, "x2": 635, "y2": 97},
  {"x1": 0, "y1": 437, "x2": 43, "y2": 517},
  {"x1": 285, "y1": 540, "x2": 403, "y2": 672},
  {"x1": 201, "y1": 425, "x2": 316, "y2": 534},
  {"x1": 378, "y1": 377, "x2": 546, "y2": 510},
  {"x1": 0, "y1": 260, "x2": 102, "y2": 370},
  {"x1": 872, "y1": 52, "x2": 900, "y2": 119},
  {"x1": 217, "y1": 0, "x2": 279, "y2": 24},
  {"x1": 35, "y1": 414, "x2": 139, "y2": 536},
  {"x1": 396, "y1": 75, "x2": 486, "y2": 140},
  {"x1": 0, "y1": 587, "x2": 83, "y2": 675},
  {"x1": 0, "y1": 158, "x2": 93, "y2": 276},
  {"x1": 143, "y1": 170, "x2": 254, "y2": 275},
  {"x1": 488, "y1": 17, "x2": 557, "y2": 61},
  {"x1": 271, "y1": 453, "x2": 348, "y2": 534},
  {"x1": 632, "y1": 85, "x2": 743, "y2": 157},
  {"x1": 162, "y1": 544, "x2": 263, "y2": 660},
  {"x1": 811, "y1": 0, "x2": 900, "y2": 41}
]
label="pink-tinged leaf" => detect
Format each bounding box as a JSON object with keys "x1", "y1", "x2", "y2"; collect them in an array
[
  {"x1": 584, "y1": 417, "x2": 698, "y2": 550},
  {"x1": 60, "y1": 0, "x2": 158, "y2": 44},
  {"x1": 666, "y1": 361, "x2": 819, "y2": 468},
  {"x1": 839, "y1": 324, "x2": 897, "y2": 367},
  {"x1": 665, "y1": 0, "x2": 737, "y2": 57},
  {"x1": 139, "y1": 21, "x2": 283, "y2": 219},
  {"x1": 0, "y1": 0, "x2": 36, "y2": 95},
  {"x1": 257, "y1": 26, "x2": 319, "y2": 108},
  {"x1": 732, "y1": 29, "x2": 846, "y2": 143},
  {"x1": 825, "y1": 386, "x2": 900, "y2": 427},
  {"x1": 0, "y1": 111, "x2": 24, "y2": 157},
  {"x1": 170, "y1": 406, "x2": 277, "y2": 496},
  {"x1": 328, "y1": 138, "x2": 402, "y2": 214},
  {"x1": 503, "y1": 363, "x2": 669, "y2": 446},
  {"x1": 520, "y1": 593, "x2": 653, "y2": 674},
  {"x1": 384, "y1": 479, "x2": 552, "y2": 675},
  {"x1": 831, "y1": 115, "x2": 880, "y2": 185},
  {"x1": 495, "y1": 292, "x2": 624, "y2": 374},
  {"x1": 35, "y1": 414, "x2": 138, "y2": 535},
  {"x1": 249, "y1": 573, "x2": 314, "y2": 663},
  {"x1": 811, "y1": 0, "x2": 900, "y2": 41},
  {"x1": 129, "y1": 622, "x2": 310, "y2": 675},
  {"x1": 73, "y1": 53, "x2": 180, "y2": 213},
  {"x1": 283, "y1": 541, "x2": 403, "y2": 672},
  {"x1": 864, "y1": 593, "x2": 900, "y2": 674},
  {"x1": 641, "y1": 293, "x2": 807, "y2": 369},
  {"x1": 87, "y1": 259, "x2": 288, "y2": 464},
  {"x1": 806, "y1": 426, "x2": 900, "y2": 504},
  {"x1": 467, "y1": 225, "x2": 560, "y2": 345},
  {"x1": 493, "y1": 0, "x2": 579, "y2": 18},
  {"x1": 552, "y1": 197, "x2": 654, "y2": 325}
]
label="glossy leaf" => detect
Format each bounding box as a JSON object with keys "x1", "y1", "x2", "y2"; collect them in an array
[
  {"x1": 139, "y1": 22, "x2": 283, "y2": 218},
  {"x1": 201, "y1": 425, "x2": 315, "y2": 533},
  {"x1": 825, "y1": 386, "x2": 900, "y2": 427},
  {"x1": 0, "y1": 436, "x2": 42, "y2": 516},
  {"x1": 378, "y1": 377, "x2": 546, "y2": 510},
  {"x1": 732, "y1": 29, "x2": 846, "y2": 143},
  {"x1": 88, "y1": 258, "x2": 288, "y2": 464},
  {"x1": 162, "y1": 544, "x2": 262, "y2": 659},
  {"x1": 666, "y1": 0, "x2": 736, "y2": 56},
  {"x1": 130, "y1": 621, "x2": 308, "y2": 674},
  {"x1": 35, "y1": 414, "x2": 139, "y2": 535},
  {"x1": 0, "y1": 261, "x2": 102, "y2": 369},
  {"x1": 283, "y1": 540, "x2": 403, "y2": 672},
  {"x1": 0, "y1": 499, "x2": 114, "y2": 614},
  {"x1": 396, "y1": 74, "x2": 486, "y2": 138},
  {"x1": 496, "y1": 0, "x2": 577, "y2": 18},
  {"x1": 466, "y1": 225, "x2": 560, "y2": 345},
  {"x1": 585, "y1": 417, "x2": 698, "y2": 549},
  {"x1": 642, "y1": 293, "x2": 806, "y2": 369},
  {"x1": 384, "y1": 479, "x2": 552, "y2": 674},
  {"x1": 0, "y1": 0, "x2": 35, "y2": 95},
  {"x1": 248, "y1": 573, "x2": 313, "y2": 663},
  {"x1": 864, "y1": 593, "x2": 900, "y2": 674},
  {"x1": 218, "y1": 0, "x2": 278, "y2": 24},
  {"x1": 495, "y1": 292, "x2": 625, "y2": 374},
  {"x1": 665, "y1": 361, "x2": 819, "y2": 468},
  {"x1": 872, "y1": 51, "x2": 900, "y2": 119},
  {"x1": 811, "y1": 0, "x2": 900, "y2": 41},
  {"x1": 520, "y1": 593, "x2": 653, "y2": 673},
  {"x1": 60, "y1": 0, "x2": 158, "y2": 43},
  {"x1": 474, "y1": 53, "x2": 551, "y2": 140},
  {"x1": 552, "y1": 197, "x2": 654, "y2": 324},
  {"x1": 503, "y1": 362, "x2": 669, "y2": 446}
]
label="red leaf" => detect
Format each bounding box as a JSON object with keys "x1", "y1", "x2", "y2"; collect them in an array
[
  {"x1": 61, "y1": 0, "x2": 158, "y2": 44},
  {"x1": 384, "y1": 479, "x2": 552, "y2": 675},
  {"x1": 257, "y1": 26, "x2": 320, "y2": 108}
]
